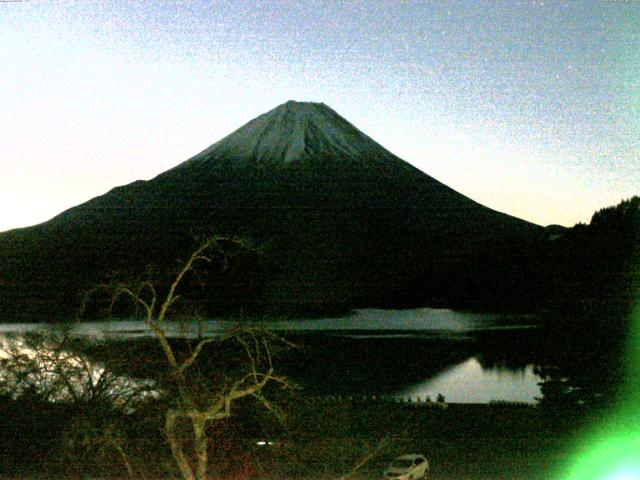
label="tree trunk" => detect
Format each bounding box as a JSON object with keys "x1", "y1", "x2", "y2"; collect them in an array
[
  {"x1": 192, "y1": 415, "x2": 209, "y2": 480},
  {"x1": 166, "y1": 410, "x2": 196, "y2": 480}
]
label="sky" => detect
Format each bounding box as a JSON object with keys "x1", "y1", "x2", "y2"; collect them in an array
[{"x1": 1, "y1": 0, "x2": 638, "y2": 232}]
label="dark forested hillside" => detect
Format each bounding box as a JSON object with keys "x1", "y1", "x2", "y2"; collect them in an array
[
  {"x1": 534, "y1": 196, "x2": 639, "y2": 406},
  {"x1": 545, "y1": 196, "x2": 639, "y2": 317}
]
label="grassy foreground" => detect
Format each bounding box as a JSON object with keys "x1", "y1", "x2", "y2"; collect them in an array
[
  {"x1": 259, "y1": 400, "x2": 591, "y2": 480},
  {"x1": 0, "y1": 392, "x2": 595, "y2": 479}
]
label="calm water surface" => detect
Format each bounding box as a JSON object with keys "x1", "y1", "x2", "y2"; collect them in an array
[{"x1": 0, "y1": 308, "x2": 543, "y2": 403}]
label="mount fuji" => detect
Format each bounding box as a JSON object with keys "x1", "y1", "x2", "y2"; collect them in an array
[{"x1": 0, "y1": 101, "x2": 545, "y2": 320}]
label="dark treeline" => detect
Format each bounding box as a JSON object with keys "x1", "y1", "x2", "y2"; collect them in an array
[
  {"x1": 534, "y1": 196, "x2": 639, "y2": 406},
  {"x1": 543, "y1": 196, "x2": 639, "y2": 315}
]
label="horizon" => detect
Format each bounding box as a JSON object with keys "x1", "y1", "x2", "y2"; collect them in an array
[{"x1": 1, "y1": 1, "x2": 638, "y2": 232}]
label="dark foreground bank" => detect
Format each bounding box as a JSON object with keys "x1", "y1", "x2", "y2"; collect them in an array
[{"x1": 0, "y1": 393, "x2": 596, "y2": 479}]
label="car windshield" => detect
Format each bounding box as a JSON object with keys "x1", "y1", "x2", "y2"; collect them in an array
[{"x1": 391, "y1": 459, "x2": 414, "y2": 468}]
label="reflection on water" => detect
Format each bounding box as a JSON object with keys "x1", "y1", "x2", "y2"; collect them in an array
[
  {"x1": 397, "y1": 357, "x2": 541, "y2": 404},
  {"x1": 0, "y1": 308, "x2": 543, "y2": 404}
]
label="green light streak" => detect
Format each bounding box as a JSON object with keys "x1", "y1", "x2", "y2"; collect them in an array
[
  {"x1": 563, "y1": 432, "x2": 640, "y2": 480},
  {"x1": 605, "y1": 469, "x2": 640, "y2": 480},
  {"x1": 561, "y1": 293, "x2": 640, "y2": 479}
]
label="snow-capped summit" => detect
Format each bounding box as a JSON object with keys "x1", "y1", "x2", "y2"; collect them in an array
[{"x1": 182, "y1": 100, "x2": 398, "y2": 167}]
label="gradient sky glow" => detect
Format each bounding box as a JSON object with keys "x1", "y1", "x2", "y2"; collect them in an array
[{"x1": 1, "y1": 0, "x2": 638, "y2": 232}]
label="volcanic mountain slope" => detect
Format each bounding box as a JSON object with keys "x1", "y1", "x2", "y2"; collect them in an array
[{"x1": 0, "y1": 101, "x2": 545, "y2": 320}]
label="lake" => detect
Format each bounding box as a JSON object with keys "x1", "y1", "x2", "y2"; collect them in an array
[{"x1": 0, "y1": 308, "x2": 544, "y2": 404}]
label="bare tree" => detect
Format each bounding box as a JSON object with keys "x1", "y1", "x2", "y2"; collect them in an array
[
  {"x1": 0, "y1": 330, "x2": 155, "y2": 408},
  {"x1": 83, "y1": 235, "x2": 291, "y2": 480},
  {"x1": 0, "y1": 330, "x2": 157, "y2": 478}
]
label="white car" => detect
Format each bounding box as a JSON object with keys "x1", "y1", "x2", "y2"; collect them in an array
[{"x1": 384, "y1": 453, "x2": 430, "y2": 479}]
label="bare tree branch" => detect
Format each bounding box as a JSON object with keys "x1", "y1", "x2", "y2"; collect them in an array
[
  {"x1": 336, "y1": 436, "x2": 391, "y2": 480},
  {"x1": 177, "y1": 338, "x2": 218, "y2": 374}
]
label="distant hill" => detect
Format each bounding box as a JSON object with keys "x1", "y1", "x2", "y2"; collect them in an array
[
  {"x1": 0, "y1": 101, "x2": 546, "y2": 321},
  {"x1": 544, "y1": 196, "x2": 639, "y2": 316}
]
